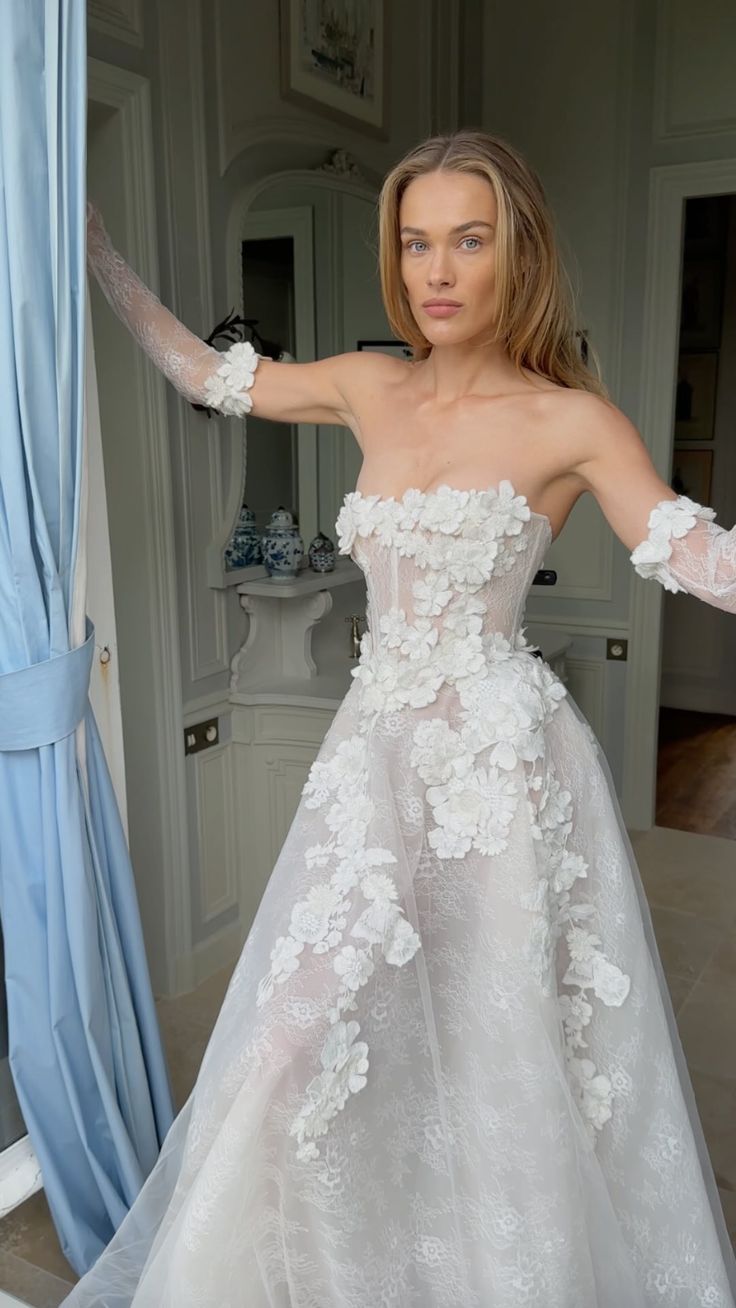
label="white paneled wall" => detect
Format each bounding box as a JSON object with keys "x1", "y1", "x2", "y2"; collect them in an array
[{"x1": 87, "y1": 0, "x2": 736, "y2": 990}]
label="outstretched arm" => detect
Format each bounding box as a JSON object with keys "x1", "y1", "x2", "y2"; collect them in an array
[
  {"x1": 86, "y1": 202, "x2": 357, "y2": 426},
  {"x1": 573, "y1": 398, "x2": 736, "y2": 613}
]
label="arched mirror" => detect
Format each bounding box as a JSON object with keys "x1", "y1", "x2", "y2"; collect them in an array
[{"x1": 207, "y1": 158, "x2": 392, "y2": 588}]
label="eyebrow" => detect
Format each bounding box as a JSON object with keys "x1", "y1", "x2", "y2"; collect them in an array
[{"x1": 399, "y1": 220, "x2": 494, "y2": 236}]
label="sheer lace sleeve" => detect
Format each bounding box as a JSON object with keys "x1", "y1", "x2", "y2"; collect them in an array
[
  {"x1": 629, "y1": 495, "x2": 736, "y2": 613},
  {"x1": 86, "y1": 204, "x2": 260, "y2": 417}
]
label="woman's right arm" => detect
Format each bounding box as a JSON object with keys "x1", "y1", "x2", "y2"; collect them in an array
[{"x1": 86, "y1": 203, "x2": 358, "y2": 426}]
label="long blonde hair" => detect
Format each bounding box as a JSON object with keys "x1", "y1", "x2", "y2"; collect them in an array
[{"x1": 378, "y1": 130, "x2": 609, "y2": 398}]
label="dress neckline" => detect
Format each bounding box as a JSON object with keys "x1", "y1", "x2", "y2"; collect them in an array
[{"x1": 348, "y1": 480, "x2": 554, "y2": 540}]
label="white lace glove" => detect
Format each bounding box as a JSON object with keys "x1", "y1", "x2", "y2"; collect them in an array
[
  {"x1": 629, "y1": 495, "x2": 736, "y2": 613},
  {"x1": 85, "y1": 201, "x2": 260, "y2": 416}
]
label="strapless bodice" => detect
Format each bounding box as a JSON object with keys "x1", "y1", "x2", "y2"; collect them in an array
[{"x1": 335, "y1": 479, "x2": 559, "y2": 718}]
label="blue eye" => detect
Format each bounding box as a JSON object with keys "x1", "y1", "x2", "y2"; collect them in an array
[{"x1": 403, "y1": 237, "x2": 481, "y2": 253}]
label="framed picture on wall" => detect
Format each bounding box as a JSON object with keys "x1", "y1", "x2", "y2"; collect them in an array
[
  {"x1": 674, "y1": 349, "x2": 718, "y2": 441},
  {"x1": 683, "y1": 196, "x2": 729, "y2": 258},
  {"x1": 671, "y1": 448, "x2": 713, "y2": 505},
  {"x1": 679, "y1": 257, "x2": 724, "y2": 350},
  {"x1": 357, "y1": 338, "x2": 412, "y2": 360},
  {"x1": 279, "y1": 0, "x2": 389, "y2": 139}
]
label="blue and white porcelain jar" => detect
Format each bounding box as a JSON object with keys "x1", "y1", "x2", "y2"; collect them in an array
[
  {"x1": 225, "y1": 504, "x2": 262, "y2": 569},
  {"x1": 261, "y1": 506, "x2": 304, "y2": 580},
  {"x1": 308, "y1": 531, "x2": 336, "y2": 573}
]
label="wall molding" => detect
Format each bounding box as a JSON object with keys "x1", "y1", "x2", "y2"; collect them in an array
[
  {"x1": 526, "y1": 612, "x2": 631, "y2": 635},
  {"x1": 565, "y1": 656, "x2": 607, "y2": 743},
  {"x1": 196, "y1": 745, "x2": 239, "y2": 924},
  {"x1": 87, "y1": 0, "x2": 144, "y2": 48},
  {"x1": 87, "y1": 56, "x2": 193, "y2": 995},
  {"x1": 653, "y1": 0, "x2": 736, "y2": 142},
  {"x1": 157, "y1": 0, "x2": 230, "y2": 683}
]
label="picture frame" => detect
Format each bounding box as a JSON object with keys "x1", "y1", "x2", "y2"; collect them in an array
[
  {"x1": 683, "y1": 196, "x2": 729, "y2": 258},
  {"x1": 357, "y1": 338, "x2": 412, "y2": 360},
  {"x1": 674, "y1": 349, "x2": 719, "y2": 441},
  {"x1": 679, "y1": 257, "x2": 724, "y2": 350},
  {"x1": 670, "y1": 448, "x2": 713, "y2": 505},
  {"x1": 279, "y1": 0, "x2": 389, "y2": 140}
]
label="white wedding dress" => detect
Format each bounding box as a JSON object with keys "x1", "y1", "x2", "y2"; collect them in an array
[{"x1": 66, "y1": 223, "x2": 736, "y2": 1306}]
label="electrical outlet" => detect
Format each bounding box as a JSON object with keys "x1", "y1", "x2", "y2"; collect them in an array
[
  {"x1": 184, "y1": 717, "x2": 219, "y2": 756},
  {"x1": 606, "y1": 638, "x2": 628, "y2": 661}
]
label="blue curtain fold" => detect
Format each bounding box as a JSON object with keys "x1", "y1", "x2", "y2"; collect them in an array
[{"x1": 0, "y1": 0, "x2": 174, "y2": 1276}]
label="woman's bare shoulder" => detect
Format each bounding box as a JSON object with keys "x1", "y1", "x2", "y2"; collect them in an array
[
  {"x1": 547, "y1": 388, "x2": 643, "y2": 484},
  {"x1": 337, "y1": 349, "x2": 415, "y2": 385}
]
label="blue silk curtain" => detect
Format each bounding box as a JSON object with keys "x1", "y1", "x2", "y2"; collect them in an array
[{"x1": 0, "y1": 0, "x2": 174, "y2": 1275}]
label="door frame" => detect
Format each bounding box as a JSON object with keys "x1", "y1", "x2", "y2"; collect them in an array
[
  {"x1": 86, "y1": 57, "x2": 192, "y2": 993},
  {"x1": 623, "y1": 158, "x2": 736, "y2": 828}
]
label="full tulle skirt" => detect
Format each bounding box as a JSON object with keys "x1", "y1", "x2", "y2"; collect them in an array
[{"x1": 61, "y1": 675, "x2": 736, "y2": 1307}]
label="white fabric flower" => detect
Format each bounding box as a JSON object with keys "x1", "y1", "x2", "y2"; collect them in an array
[
  {"x1": 591, "y1": 954, "x2": 631, "y2": 1007},
  {"x1": 269, "y1": 933, "x2": 304, "y2": 979},
  {"x1": 412, "y1": 571, "x2": 453, "y2": 615},
  {"x1": 410, "y1": 719, "x2": 474, "y2": 786},
  {"x1": 334, "y1": 945, "x2": 375, "y2": 991},
  {"x1": 361, "y1": 871, "x2": 399, "y2": 901},
  {"x1": 203, "y1": 340, "x2": 259, "y2": 416},
  {"x1": 629, "y1": 495, "x2": 716, "y2": 591}
]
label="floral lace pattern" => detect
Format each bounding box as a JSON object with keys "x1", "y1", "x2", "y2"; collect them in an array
[
  {"x1": 202, "y1": 340, "x2": 260, "y2": 417},
  {"x1": 255, "y1": 732, "x2": 421, "y2": 1161},
  {"x1": 630, "y1": 493, "x2": 736, "y2": 612},
  {"x1": 630, "y1": 495, "x2": 717, "y2": 592}
]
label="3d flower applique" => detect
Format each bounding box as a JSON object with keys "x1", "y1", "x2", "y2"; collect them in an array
[
  {"x1": 409, "y1": 716, "x2": 520, "y2": 861},
  {"x1": 289, "y1": 1019, "x2": 370, "y2": 1162},
  {"x1": 255, "y1": 726, "x2": 422, "y2": 1161},
  {"x1": 203, "y1": 339, "x2": 260, "y2": 416},
  {"x1": 523, "y1": 739, "x2": 632, "y2": 1144},
  {"x1": 629, "y1": 495, "x2": 716, "y2": 592},
  {"x1": 412, "y1": 570, "x2": 453, "y2": 616},
  {"x1": 379, "y1": 608, "x2": 439, "y2": 661},
  {"x1": 415, "y1": 488, "x2": 472, "y2": 536}
]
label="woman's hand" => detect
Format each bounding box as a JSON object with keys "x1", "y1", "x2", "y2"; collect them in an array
[{"x1": 86, "y1": 201, "x2": 108, "y2": 258}]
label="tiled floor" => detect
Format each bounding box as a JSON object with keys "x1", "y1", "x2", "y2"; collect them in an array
[{"x1": 0, "y1": 824, "x2": 735, "y2": 1304}]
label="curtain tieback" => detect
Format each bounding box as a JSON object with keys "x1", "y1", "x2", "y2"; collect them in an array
[{"x1": 0, "y1": 617, "x2": 95, "y2": 750}]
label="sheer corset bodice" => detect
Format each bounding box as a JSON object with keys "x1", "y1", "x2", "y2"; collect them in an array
[{"x1": 335, "y1": 481, "x2": 555, "y2": 716}]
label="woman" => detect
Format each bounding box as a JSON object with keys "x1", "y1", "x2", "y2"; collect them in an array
[{"x1": 67, "y1": 130, "x2": 736, "y2": 1306}]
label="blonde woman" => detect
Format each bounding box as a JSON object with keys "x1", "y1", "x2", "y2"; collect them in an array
[{"x1": 67, "y1": 131, "x2": 736, "y2": 1306}]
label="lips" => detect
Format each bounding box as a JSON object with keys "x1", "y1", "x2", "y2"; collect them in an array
[{"x1": 423, "y1": 302, "x2": 462, "y2": 317}]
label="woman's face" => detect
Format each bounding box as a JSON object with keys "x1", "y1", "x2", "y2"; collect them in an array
[{"x1": 399, "y1": 169, "x2": 499, "y2": 348}]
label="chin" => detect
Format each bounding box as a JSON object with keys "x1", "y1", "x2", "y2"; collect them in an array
[{"x1": 423, "y1": 323, "x2": 475, "y2": 347}]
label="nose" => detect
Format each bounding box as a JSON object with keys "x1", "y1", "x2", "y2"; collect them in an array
[{"x1": 427, "y1": 247, "x2": 455, "y2": 290}]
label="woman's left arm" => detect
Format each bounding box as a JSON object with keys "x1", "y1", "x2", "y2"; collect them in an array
[{"x1": 572, "y1": 398, "x2": 736, "y2": 614}]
